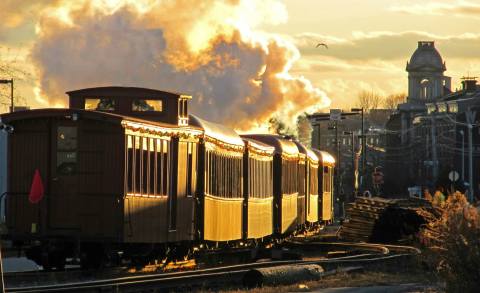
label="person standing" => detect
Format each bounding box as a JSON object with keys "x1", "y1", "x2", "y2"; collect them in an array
[
  {"x1": 433, "y1": 186, "x2": 446, "y2": 207},
  {"x1": 423, "y1": 188, "x2": 433, "y2": 202}
]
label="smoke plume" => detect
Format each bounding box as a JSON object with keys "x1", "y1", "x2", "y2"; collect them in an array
[{"x1": 31, "y1": 0, "x2": 330, "y2": 130}]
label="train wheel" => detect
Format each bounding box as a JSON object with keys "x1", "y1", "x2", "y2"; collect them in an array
[
  {"x1": 80, "y1": 244, "x2": 105, "y2": 270},
  {"x1": 40, "y1": 250, "x2": 66, "y2": 271}
]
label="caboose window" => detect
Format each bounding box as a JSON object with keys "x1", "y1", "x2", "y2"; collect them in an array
[
  {"x1": 84, "y1": 98, "x2": 116, "y2": 111},
  {"x1": 132, "y1": 99, "x2": 163, "y2": 112},
  {"x1": 57, "y1": 126, "x2": 77, "y2": 175}
]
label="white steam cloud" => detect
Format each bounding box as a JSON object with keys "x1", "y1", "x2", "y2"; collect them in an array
[{"x1": 31, "y1": 0, "x2": 330, "y2": 130}]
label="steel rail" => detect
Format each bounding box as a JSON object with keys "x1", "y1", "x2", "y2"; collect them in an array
[{"x1": 6, "y1": 241, "x2": 419, "y2": 292}]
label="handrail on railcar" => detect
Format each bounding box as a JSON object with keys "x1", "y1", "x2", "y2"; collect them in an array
[{"x1": 0, "y1": 192, "x2": 28, "y2": 224}]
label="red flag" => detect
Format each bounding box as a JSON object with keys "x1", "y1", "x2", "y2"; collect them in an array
[{"x1": 29, "y1": 169, "x2": 44, "y2": 204}]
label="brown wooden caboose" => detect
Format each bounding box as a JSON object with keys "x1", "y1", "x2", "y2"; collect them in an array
[{"x1": 2, "y1": 87, "x2": 201, "y2": 269}]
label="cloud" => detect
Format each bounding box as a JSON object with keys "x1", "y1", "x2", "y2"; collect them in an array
[
  {"x1": 390, "y1": 1, "x2": 480, "y2": 18},
  {"x1": 0, "y1": 0, "x2": 61, "y2": 43},
  {"x1": 294, "y1": 31, "x2": 480, "y2": 61},
  {"x1": 31, "y1": 0, "x2": 330, "y2": 130}
]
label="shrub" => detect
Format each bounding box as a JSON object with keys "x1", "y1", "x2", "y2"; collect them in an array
[{"x1": 419, "y1": 192, "x2": 480, "y2": 292}]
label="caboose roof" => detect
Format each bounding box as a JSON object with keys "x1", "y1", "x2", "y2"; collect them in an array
[
  {"x1": 189, "y1": 115, "x2": 244, "y2": 148},
  {"x1": 66, "y1": 86, "x2": 191, "y2": 99}
]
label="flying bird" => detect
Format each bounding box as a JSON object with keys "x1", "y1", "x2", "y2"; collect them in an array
[{"x1": 316, "y1": 43, "x2": 328, "y2": 49}]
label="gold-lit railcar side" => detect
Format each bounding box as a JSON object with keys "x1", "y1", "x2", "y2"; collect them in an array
[
  {"x1": 292, "y1": 141, "x2": 307, "y2": 228},
  {"x1": 242, "y1": 135, "x2": 299, "y2": 235},
  {"x1": 242, "y1": 138, "x2": 274, "y2": 239},
  {"x1": 122, "y1": 120, "x2": 202, "y2": 243},
  {"x1": 314, "y1": 150, "x2": 335, "y2": 223},
  {"x1": 190, "y1": 116, "x2": 244, "y2": 242},
  {"x1": 306, "y1": 149, "x2": 320, "y2": 224}
]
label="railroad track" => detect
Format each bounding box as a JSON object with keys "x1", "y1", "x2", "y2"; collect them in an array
[{"x1": 5, "y1": 241, "x2": 420, "y2": 292}]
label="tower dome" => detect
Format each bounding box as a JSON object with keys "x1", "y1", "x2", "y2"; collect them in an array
[
  {"x1": 406, "y1": 41, "x2": 446, "y2": 72},
  {"x1": 406, "y1": 41, "x2": 450, "y2": 101}
]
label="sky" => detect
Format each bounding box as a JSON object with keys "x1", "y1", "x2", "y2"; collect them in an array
[
  {"x1": 267, "y1": 0, "x2": 480, "y2": 108},
  {"x1": 0, "y1": 0, "x2": 479, "y2": 127}
]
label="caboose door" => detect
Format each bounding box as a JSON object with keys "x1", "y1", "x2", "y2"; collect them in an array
[{"x1": 48, "y1": 122, "x2": 79, "y2": 230}]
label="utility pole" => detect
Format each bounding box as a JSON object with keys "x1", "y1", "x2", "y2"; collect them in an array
[
  {"x1": 317, "y1": 124, "x2": 321, "y2": 149},
  {"x1": 430, "y1": 115, "x2": 438, "y2": 182},
  {"x1": 466, "y1": 109, "x2": 476, "y2": 202},
  {"x1": 459, "y1": 130, "x2": 465, "y2": 181},
  {"x1": 0, "y1": 79, "x2": 14, "y2": 113},
  {"x1": 351, "y1": 108, "x2": 365, "y2": 191},
  {"x1": 343, "y1": 131, "x2": 355, "y2": 199},
  {"x1": 328, "y1": 121, "x2": 342, "y2": 216}
]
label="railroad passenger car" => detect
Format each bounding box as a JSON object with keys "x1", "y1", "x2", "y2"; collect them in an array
[
  {"x1": 292, "y1": 141, "x2": 307, "y2": 229},
  {"x1": 293, "y1": 141, "x2": 320, "y2": 226},
  {"x1": 189, "y1": 116, "x2": 244, "y2": 242},
  {"x1": 241, "y1": 135, "x2": 299, "y2": 235},
  {"x1": 241, "y1": 138, "x2": 274, "y2": 240},
  {"x1": 314, "y1": 150, "x2": 335, "y2": 223},
  {"x1": 306, "y1": 149, "x2": 320, "y2": 224}
]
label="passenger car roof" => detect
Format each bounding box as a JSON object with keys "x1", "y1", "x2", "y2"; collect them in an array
[
  {"x1": 189, "y1": 115, "x2": 244, "y2": 147},
  {"x1": 241, "y1": 134, "x2": 299, "y2": 156},
  {"x1": 241, "y1": 137, "x2": 275, "y2": 155},
  {"x1": 0, "y1": 108, "x2": 201, "y2": 131},
  {"x1": 312, "y1": 149, "x2": 335, "y2": 165}
]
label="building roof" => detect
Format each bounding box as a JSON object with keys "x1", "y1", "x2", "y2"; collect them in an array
[{"x1": 406, "y1": 41, "x2": 446, "y2": 72}]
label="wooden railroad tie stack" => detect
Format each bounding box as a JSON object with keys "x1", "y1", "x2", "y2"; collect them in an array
[{"x1": 340, "y1": 197, "x2": 442, "y2": 243}]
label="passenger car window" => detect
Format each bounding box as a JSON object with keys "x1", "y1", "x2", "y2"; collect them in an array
[
  {"x1": 132, "y1": 99, "x2": 163, "y2": 112},
  {"x1": 84, "y1": 98, "x2": 116, "y2": 111}
]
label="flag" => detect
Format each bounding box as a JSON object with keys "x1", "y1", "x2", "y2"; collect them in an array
[{"x1": 29, "y1": 169, "x2": 44, "y2": 204}]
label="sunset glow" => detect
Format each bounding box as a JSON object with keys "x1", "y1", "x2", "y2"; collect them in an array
[{"x1": 0, "y1": 0, "x2": 479, "y2": 128}]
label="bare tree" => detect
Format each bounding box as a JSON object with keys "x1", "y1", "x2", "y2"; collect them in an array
[
  {"x1": 356, "y1": 90, "x2": 382, "y2": 112},
  {"x1": 383, "y1": 93, "x2": 406, "y2": 110},
  {"x1": 0, "y1": 47, "x2": 29, "y2": 112}
]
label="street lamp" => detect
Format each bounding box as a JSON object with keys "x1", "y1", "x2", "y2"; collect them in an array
[
  {"x1": 0, "y1": 79, "x2": 14, "y2": 113},
  {"x1": 351, "y1": 108, "x2": 365, "y2": 191}
]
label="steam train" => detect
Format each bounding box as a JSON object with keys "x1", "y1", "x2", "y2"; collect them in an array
[{"x1": 0, "y1": 86, "x2": 334, "y2": 269}]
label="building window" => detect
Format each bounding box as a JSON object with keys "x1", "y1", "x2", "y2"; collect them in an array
[
  {"x1": 132, "y1": 99, "x2": 163, "y2": 112},
  {"x1": 85, "y1": 98, "x2": 116, "y2": 111}
]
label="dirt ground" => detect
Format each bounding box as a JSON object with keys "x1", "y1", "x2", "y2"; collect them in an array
[{"x1": 200, "y1": 257, "x2": 444, "y2": 293}]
